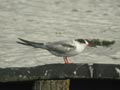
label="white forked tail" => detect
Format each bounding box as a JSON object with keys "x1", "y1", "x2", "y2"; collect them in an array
[{"x1": 17, "y1": 38, "x2": 46, "y2": 49}]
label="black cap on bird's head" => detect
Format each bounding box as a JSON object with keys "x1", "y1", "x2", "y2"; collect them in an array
[{"x1": 75, "y1": 39, "x2": 89, "y2": 45}]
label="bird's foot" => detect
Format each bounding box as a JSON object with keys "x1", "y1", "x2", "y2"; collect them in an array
[{"x1": 64, "y1": 57, "x2": 70, "y2": 64}]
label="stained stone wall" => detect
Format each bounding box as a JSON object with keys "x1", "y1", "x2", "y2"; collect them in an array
[{"x1": 0, "y1": 64, "x2": 120, "y2": 82}]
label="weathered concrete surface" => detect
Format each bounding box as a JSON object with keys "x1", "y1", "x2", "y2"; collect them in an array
[
  {"x1": 0, "y1": 64, "x2": 120, "y2": 82},
  {"x1": 93, "y1": 64, "x2": 120, "y2": 78},
  {"x1": 0, "y1": 64, "x2": 90, "y2": 82},
  {"x1": 0, "y1": 0, "x2": 120, "y2": 67}
]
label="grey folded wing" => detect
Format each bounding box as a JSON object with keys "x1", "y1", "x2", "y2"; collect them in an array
[{"x1": 45, "y1": 41, "x2": 76, "y2": 54}]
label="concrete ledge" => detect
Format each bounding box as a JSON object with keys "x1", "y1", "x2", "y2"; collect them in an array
[
  {"x1": 93, "y1": 64, "x2": 120, "y2": 78},
  {"x1": 0, "y1": 64, "x2": 120, "y2": 82}
]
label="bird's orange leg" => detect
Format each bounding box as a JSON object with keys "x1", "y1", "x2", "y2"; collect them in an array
[
  {"x1": 63, "y1": 57, "x2": 67, "y2": 64},
  {"x1": 63, "y1": 57, "x2": 70, "y2": 64},
  {"x1": 66, "y1": 57, "x2": 69, "y2": 64}
]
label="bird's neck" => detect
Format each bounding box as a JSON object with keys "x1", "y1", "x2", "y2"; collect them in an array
[{"x1": 74, "y1": 41, "x2": 86, "y2": 52}]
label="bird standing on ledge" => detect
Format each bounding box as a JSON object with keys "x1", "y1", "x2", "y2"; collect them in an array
[{"x1": 17, "y1": 38, "x2": 90, "y2": 64}]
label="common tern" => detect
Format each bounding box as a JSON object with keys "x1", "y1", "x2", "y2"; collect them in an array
[{"x1": 17, "y1": 38, "x2": 90, "y2": 64}]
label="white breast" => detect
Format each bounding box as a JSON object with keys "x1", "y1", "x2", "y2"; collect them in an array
[{"x1": 74, "y1": 41, "x2": 86, "y2": 53}]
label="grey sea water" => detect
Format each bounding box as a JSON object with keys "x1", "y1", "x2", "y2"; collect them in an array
[{"x1": 0, "y1": 0, "x2": 120, "y2": 67}]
